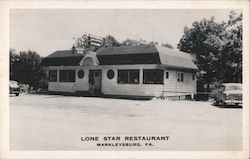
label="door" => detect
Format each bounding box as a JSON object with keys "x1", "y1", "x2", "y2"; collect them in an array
[{"x1": 89, "y1": 70, "x2": 102, "y2": 95}]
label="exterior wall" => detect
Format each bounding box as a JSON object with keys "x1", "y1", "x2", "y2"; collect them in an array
[
  {"x1": 47, "y1": 65, "x2": 197, "y2": 97},
  {"x1": 48, "y1": 65, "x2": 101, "y2": 93},
  {"x1": 101, "y1": 65, "x2": 163, "y2": 97},
  {"x1": 75, "y1": 67, "x2": 89, "y2": 92},
  {"x1": 163, "y1": 70, "x2": 197, "y2": 97},
  {"x1": 49, "y1": 82, "x2": 76, "y2": 93},
  {"x1": 100, "y1": 65, "x2": 196, "y2": 97},
  {"x1": 48, "y1": 66, "x2": 79, "y2": 93}
]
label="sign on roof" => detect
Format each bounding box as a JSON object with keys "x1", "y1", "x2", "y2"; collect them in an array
[{"x1": 76, "y1": 48, "x2": 85, "y2": 54}]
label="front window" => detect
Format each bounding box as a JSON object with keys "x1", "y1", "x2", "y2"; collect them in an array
[
  {"x1": 192, "y1": 74, "x2": 196, "y2": 80},
  {"x1": 118, "y1": 70, "x2": 139, "y2": 84},
  {"x1": 166, "y1": 72, "x2": 169, "y2": 79},
  {"x1": 49, "y1": 70, "x2": 57, "y2": 82},
  {"x1": 177, "y1": 72, "x2": 184, "y2": 82},
  {"x1": 143, "y1": 69, "x2": 163, "y2": 84},
  {"x1": 59, "y1": 70, "x2": 75, "y2": 82}
]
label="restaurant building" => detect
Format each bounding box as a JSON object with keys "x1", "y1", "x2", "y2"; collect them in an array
[{"x1": 42, "y1": 44, "x2": 198, "y2": 99}]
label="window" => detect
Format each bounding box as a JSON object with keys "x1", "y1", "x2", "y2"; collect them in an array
[
  {"x1": 166, "y1": 72, "x2": 169, "y2": 79},
  {"x1": 143, "y1": 69, "x2": 163, "y2": 84},
  {"x1": 118, "y1": 70, "x2": 139, "y2": 84},
  {"x1": 192, "y1": 74, "x2": 196, "y2": 80},
  {"x1": 107, "y1": 69, "x2": 115, "y2": 79},
  {"x1": 94, "y1": 71, "x2": 99, "y2": 77},
  {"x1": 78, "y1": 70, "x2": 84, "y2": 79},
  {"x1": 59, "y1": 70, "x2": 75, "y2": 82},
  {"x1": 177, "y1": 72, "x2": 184, "y2": 82},
  {"x1": 49, "y1": 70, "x2": 57, "y2": 82}
]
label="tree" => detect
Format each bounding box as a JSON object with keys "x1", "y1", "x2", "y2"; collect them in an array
[
  {"x1": 10, "y1": 50, "x2": 47, "y2": 90},
  {"x1": 121, "y1": 38, "x2": 143, "y2": 46},
  {"x1": 121, "y1": 38, "x2": 162, "y2": 46},
  {"x1": 74, "y1": 34, "x2": 95, "y2": 54},
  {"x1": 162, "y1": 43, "x2": 174, "y2": 49},
  {"x1": 74, "y1": 34, "x2": 91, "y2": 48},
  {"x1": 74, "y1": 34, "x2": 120, "y2": 52},
  {"x1": 177, "y1": 11, "x2": 242, "y2": 90},
  {"x1": 103, "y1": 35, "x2": 120, "y2": 47},
  {"x1": 148, "y1": 41, "x2": 159, "y2": 45},
  {"x1": 10, "y1": 48, "x2": 19, "y2": 79},
  {"x1": 220, "y1": 11, "x2": 242, "y2": 83}
]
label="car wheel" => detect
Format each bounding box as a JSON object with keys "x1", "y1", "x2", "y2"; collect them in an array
[
  {"x1": 221, "y1": 101, "x2": 226, "y2": 106},
  {"x1": 15, "y1": 93, "x2": 19, "y2": 96},
  {"x1": 215, "y1": 100, "x2": 220, "y2": 106}
]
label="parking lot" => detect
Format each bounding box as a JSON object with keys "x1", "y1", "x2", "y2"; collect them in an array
[{"x1": 9, "y1": 94, "x2": 242, "y2": 151}]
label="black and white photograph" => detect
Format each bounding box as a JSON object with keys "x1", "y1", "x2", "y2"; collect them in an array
[{"x1": 0, "y1": 1, "x2": 249, "y2": 159}]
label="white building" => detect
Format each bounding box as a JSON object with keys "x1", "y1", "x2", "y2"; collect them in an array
[{"x1": 42, "y1": 44, "x2": 198, "y2": 99}]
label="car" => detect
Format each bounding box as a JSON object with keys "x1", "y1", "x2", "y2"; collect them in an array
[
  {"x1": 214, "y1": 83, "x2": 242, "y2": 106},
  {"x1": 9, "y1": 80, "x2": 21, "y2": 96}
]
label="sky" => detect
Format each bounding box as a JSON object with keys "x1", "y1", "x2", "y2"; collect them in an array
[{"x1": 10, "y1": 9, "x2": 240, "y2": 57}]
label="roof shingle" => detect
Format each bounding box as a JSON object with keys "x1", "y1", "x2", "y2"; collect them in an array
[
  {"x1": 43, "y1": 45, "x2": 198, "y2": 70},
  {"x1": 96, "y1": 45, "x2": 158, "y2": 55},
  {"x1": 42, "y1": 50, "x2": 84, "y2": 66}
]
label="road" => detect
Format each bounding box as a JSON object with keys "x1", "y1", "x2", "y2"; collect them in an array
[{"x1": 9, "y1": 94, "x2": 242, "y2": 150}]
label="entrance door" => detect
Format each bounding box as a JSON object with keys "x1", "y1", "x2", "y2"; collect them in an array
[{"x1": 89, "y1": 70, "x2": 102, "y2": 96}]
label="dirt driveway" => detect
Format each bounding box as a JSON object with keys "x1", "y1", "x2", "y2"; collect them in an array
[{"x1": 9, "y1": 94, "x2": 242, "y2": 151}]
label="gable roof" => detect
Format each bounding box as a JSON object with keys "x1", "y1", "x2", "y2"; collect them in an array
[
  {"x1": 96, "y1": 45, "x2": 158, "y2": 55},
  {"x1": 155, "y1": 45, "x2": 198, "y2": 70},
  {"x1": 46, "y1": 50, "x2": 85, "y2": 58},
  {"x1": 96, "y1": 44, "x2": 197, "y2": 70},
  {"x1": 42, "y1": 50, "x2": 85, "y2": 66},
  {"x1": 42, "y1": 45, "x2": 198, "y2": 70}
]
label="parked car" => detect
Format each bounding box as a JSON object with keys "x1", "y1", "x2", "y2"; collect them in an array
[
  {"x1": 214, "y1": 83, "x2": 242, "y2": 106},
  {"x1": 9, "y1": 80, "x2": 21, "y2": 96},
  {"x1": 19, "y1": 84, "x2": 29, "y2": 93}
]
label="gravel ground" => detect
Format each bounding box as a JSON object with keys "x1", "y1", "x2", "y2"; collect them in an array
[{"x1": 9, "y1": 94, "x2": 242, "y2": 151}]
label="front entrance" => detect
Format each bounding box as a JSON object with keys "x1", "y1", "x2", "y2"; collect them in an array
[{"x1": 89, "y1": 70, "x2": 102, "y2": 96}]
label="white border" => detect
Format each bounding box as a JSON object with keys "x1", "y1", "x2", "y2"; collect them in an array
[{"x1": 0, "y1": 1, "x2": 249, "y2": 159}]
